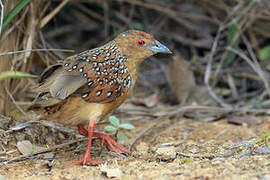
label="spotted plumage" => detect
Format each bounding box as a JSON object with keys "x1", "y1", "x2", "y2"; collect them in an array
[
  {"x1": 29, "y1": 30, "x2": 171, "y2": 166},
  {"x1": 57, "y1": 39, "x2": 131, "y2": 104}
]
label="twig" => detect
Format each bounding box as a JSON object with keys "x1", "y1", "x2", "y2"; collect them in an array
[
  {"x1": 0, "y1": 0, "x2": 3, "y2": 35},
  {"x1": 4, "y1": 87, "x2": 27, "y2": 117},
  {"x1": 241, "y1": 34, "x2": 270, "y2": 98},
  {"x1": 204, "y1": 26, "x2": 231, "y2": 108},
  {"x1": 6, "y1": 120, "x2": 77, "y2": 135},
  {"x1": 0, "y1": 48, "x2": 74, "y2": 56},
  {"x1": 177, "y1": 152, "x2": 234, "y2": 159},
  {"x1": 1, "y1": 137, "x2": 88, "y2": 164},
  {"x1": 227, "y1": 47, "x2": 270, "y2": 97},
  {"x1": 114, "y1": 0, "x2": 218, "y2": 24},
  {"x1": 75, "y1": 3, "x2": 122, "y2": 29},
  {"x1": 119, "y1": 105, "x2": 270, "y2": 118},
  {"x1": 40, "y1": 0, "x2": 69, "y2": 28}
]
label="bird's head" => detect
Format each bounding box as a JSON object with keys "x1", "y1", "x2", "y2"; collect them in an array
[{"x1": 115, "y1": 30, "x2": 171, "y2": 64}]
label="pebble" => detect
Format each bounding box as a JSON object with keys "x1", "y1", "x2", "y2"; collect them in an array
[
  {"x1": 156, "y1": 146, "x2": 176, "y2": 160},
  {"x1": 100, "y1": 164, "x2": 123, "y2": 178}
]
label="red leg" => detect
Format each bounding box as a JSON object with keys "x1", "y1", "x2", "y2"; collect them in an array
[
  {"x1": 93, "y1": 132, "x2": 131, "y2": 155},
  {"x1": 67, "y1": 121, "x2": 104, "y2": 165},
  {"x1": 77, "y1": 125, "x2": 131, "y2": 156},
  {"x1": 78, "y1": 124, "x2": 88, "y2": 136}
]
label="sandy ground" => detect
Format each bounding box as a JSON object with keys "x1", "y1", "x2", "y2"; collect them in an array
[{"x1": 1, "y1": 116, "x2": 270, "y2": 180}]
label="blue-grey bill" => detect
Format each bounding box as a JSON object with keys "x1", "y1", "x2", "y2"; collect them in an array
[{"x1": 149, "y1": 40, "x2": 172, "y2": 54}]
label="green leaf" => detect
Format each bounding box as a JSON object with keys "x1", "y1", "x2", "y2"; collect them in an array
[
  {"x1": 104, "y1": 125, "x2": 117, "y2": 132},
  {"x1": 131, "y1": 21, "x2": 144, "y2": 31},
  {"x1": 119, "y1": 123, "x2": 135, "y2": 130},
  {"x1": 259, "y1": 46, "x2": 270, "y2": 61},
  {"x1": 2, "y1": 0, "x2": 31, "y2": 31},
  {"x1": 109, "y1": 116, "x2": 119, "y2": 128},
  {"x1": 261, "y1": 133, "x2": 270, "y2": 140},
  {"x1": 248, "y1": 99, "x2": 262, "y2": 109},
  {"x1": 117, "y1": 132, "x2": 128, "y2": 145},
  {"x1": 223, "y1": 23, "x2": 240, "y2": 68},
  {"x1": 0, "y1": 71, "x2": 37, "y2": 81}
]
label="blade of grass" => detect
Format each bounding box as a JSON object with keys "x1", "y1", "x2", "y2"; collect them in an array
[
  {"x1": 223, "y1": 23, "x2": 240, "y2": 68},
  {"x1": 0, "y1": 71, "x2": 36, "y2": 81},
  {"x1": 0, "y1": 0, "x2": 4, "y2": 34},
  {"x1": 40, "y1": 0, "x2": 69, "y2": 28},
  {"x1": 2, "y1": 0, "x2": 31, "y2": 31}
]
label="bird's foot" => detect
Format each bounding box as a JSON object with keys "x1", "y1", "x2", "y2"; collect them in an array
[
  {"x1": 93, "y1": 132, "x2": 131, "y2": 156},
  {"x1": 77, "y1": 125, "x2": 131, "y2": 156}
]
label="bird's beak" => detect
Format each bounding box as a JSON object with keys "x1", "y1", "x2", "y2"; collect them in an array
[{"x1": 149, "y1": 40, "x2": 172, "y2": 54}]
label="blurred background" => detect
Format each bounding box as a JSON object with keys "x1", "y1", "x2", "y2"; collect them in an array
[{"x1": 1, "y1": 0, "x2": 270, "y2": 120}]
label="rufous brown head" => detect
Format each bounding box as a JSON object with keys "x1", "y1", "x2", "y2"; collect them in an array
[{"x1": 114, "y1": 30, "x2": 171, "y2": 63}]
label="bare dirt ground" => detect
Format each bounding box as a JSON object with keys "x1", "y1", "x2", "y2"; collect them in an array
[{"x1": 1, "y1": 115, "x2": 270, "y2": 180}]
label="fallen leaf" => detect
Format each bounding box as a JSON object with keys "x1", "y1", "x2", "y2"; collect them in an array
[
  {"x1": 17, "y1": 140, "x2": 54, "y2": 159},
  {"x1": 17, "y1": 140, "x2": 33, "y2": 155},
  {"x1": 167, "y1": 55, "x2": 196, "y2": 105},
  {"x1": 131, "y1": 93, "x2": 159, "y2": 108},
  {"x1": 227, "y1": 115, "x2": 261, "y2": 126}
]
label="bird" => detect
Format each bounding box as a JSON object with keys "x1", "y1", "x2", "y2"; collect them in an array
[{"x1": 30, "y1": 30, "x2": 172, "y2": 165}]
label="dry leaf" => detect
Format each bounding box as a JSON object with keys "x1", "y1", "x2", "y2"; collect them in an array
[
  {"x1": 17, "y1": 140, "x2": 33, "y2": 155},
  {"x1": 17, "y1": 140, "x2": 54, "y2": 159},
  {"x1": 228, "y1": 115, "x2": 261, "y2": 126},
  {"x1": 131, "y1": 93, "x2": 159, "y2": 108},
  {"x1": 167, "y1": 55, "x2": 196, "y2": 105}
]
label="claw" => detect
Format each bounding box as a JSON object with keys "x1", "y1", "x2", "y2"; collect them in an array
[{"x1": 77, "y1": 125, "x2": 131, "y2": 156}]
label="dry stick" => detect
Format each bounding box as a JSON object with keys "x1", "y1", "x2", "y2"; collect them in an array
[
  {"x1": 103, "y1": 0, "x2": 109, "y2": 39},
  {"x1": 120, "y1": 105, "x2": 270, "y2": 118},
  {"x1": 204, "y1": 27, "x2": 231, "y2": 108},
  {"x1": 161, "y1": 105, "x2": 270, "y2": 116},
  {"x1": 241, "y1": 34, "x2": 270, "y2": 98},
  {"x1": 0, "y1": 0, "x2": 3, "y2": 35},
  {"x1": 2, "y1": 137, "x2": 88, "y2": 164},
  {"x1": 115, "y1": 0, "x2": 218, "y2": 24},
  {"x1": 227, "y1": 47, "x2": 270, "y2": 97},
  {"x1": 40, "y1": 0, "x2": 69, "y2": 28},
  {"x1": 0, "y1": 48, "x2": 74, "y2": 56},
  {"x1": 5, "y1": 87, "x2": 27, "y2": 117},
  {"x1": 75, "y1": 4, "x2": 122, "y2": 29}
]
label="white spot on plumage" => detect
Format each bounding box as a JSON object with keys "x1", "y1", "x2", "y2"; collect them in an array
[
  {"x1": 96, "y1": 90, "x2": 102, "y2": 96},
  {"x1": 72, "y1": 65, "x2": 77, "y2": 69},
  {"x1": 107, "y1": 91, "x2": 112, "y2": 97},
  {"x1": 88, "y1": 81, "x2": 93, "y2": 86},
  {"x1": 82, "y1": 93, "x2": 89, "y2": 98}
]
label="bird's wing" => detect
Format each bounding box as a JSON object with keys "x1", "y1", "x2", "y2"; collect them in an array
[{"x1": 32, "y1": 40, "x2": 131, "y2": 105}]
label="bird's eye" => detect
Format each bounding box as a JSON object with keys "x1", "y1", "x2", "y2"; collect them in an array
[{"x1": 137, "y1": 40, "x2": 145, "y2": 46}]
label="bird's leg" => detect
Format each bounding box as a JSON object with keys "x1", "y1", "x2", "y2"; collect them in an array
[
  {"x1": 93, "y1": 131, "x2": 131, "y2": 155},
  {"x1": 77, "y1": 124, "x2": 88, "y2": 136},
  {"x1": 69, "y1": 121, "x2": 104, "y2": 165},
  {"x1": 77, "y1": 125, "x2": 131, "y2": 156}
]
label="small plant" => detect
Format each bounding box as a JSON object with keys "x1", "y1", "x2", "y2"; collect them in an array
[
  {"x1": 252, "y1": 133, "x2": 270, "y2": 150},
  {"x1": 104, "y1": 116, "x2": 135, "y2": 144}
]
